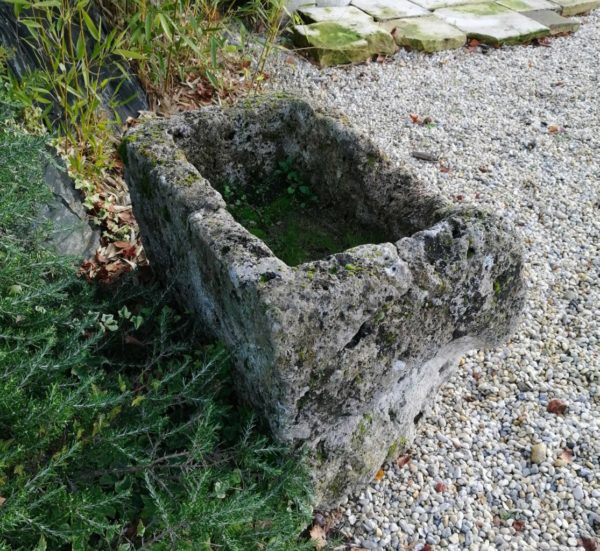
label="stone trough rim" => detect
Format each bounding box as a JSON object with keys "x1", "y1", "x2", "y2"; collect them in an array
[{"x1": 122, "y1": 96, "x2": 472, "y2": 277}]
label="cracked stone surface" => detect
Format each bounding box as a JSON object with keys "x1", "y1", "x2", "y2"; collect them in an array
[
  {"x1": 292, "y1": 20, "x2": 397, "y2": 66},
  {"x1": 435, "y1": 3, "x2": 551, "y2": 45},
  {"x1": 382, "y1": 14, "x2": 467, "y2": 50},
  {"x1": 288, "y1": 0, "x2": 595, "y2": 64},
  {"x1": 495, "y1": 0, "x2": 560, "y2": 11},
  {"x1": 122, "y1": 96, "x2": 525, "y2": 509},
  {"x1": 523, "y1": 8, "x2": 580, "y2": 31},
  {"x1": 350, "y1": 0, "x2": 430, "y2": 20},
  {"x1": 299, "y1": 5, "x2": 376, "y2": 22}
]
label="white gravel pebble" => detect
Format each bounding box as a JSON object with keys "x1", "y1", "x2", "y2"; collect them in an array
[{"x1": 267, "y1": 12, "x2": 600, "y2": 550}]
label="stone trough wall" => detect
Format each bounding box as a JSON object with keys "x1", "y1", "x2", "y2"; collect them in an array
[{"x1": 121, "y1": 96, "x2": 525, "y2": 508}]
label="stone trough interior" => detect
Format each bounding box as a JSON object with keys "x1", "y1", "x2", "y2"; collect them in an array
[{"x1": 170, "y1": 99, "x2": 444, "y2": 265}]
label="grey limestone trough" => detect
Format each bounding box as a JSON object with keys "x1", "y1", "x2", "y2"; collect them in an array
[{"x1": 121, "y1": 96, "x2": 525, "y2": 509}]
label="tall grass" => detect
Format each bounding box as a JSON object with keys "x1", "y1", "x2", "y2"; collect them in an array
[{"x1": 4, "y1": 0, "x2": 285, "y2": 189}]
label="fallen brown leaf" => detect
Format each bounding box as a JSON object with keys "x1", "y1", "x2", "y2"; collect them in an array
[
  {"x1": 548, "y1": 125, "x2": 560, "y2": 134},
  {"x1": 309, "y1": 524, "x2": 327, "y2": 550},
  {"x1": 396, "y1": 454, "x2": 411, "y2": 468},
  {"x1": 581, "y1": 538, "x2": 598, "y2": 551},
  {"x1": 434, "y1": 481, "x2": 446, "y2": 493},
  {"x1": 513, "y1": 519, "x2": 525, "y2": 532},
  {"x1": 0, "y1": 496, "x2": 5, "y2": 507},
  {"x1": 547, "y1": 398, "x2": 568, "y2": 414},
  {"x1": 374, "y1": 468, "x2": 385, "y2": 481}
]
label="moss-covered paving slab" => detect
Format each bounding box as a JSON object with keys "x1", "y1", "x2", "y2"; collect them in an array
[
  {"x1": 292, "y1": 20, "x2": 397, "y2": 66},
  {"x1": 298, "y1": 5, "x2": 374, "y2": 23},
  {"x1": 409, "y1": 0, "x2": 488, "y2": 12},
  {"x1": 522, "y1": 8, "x2": 580, "y2": 32},
  {"x1": 496, "y1": 0, "x2": 559, "y2": 10},
  {"x1": 382, "y1": 14, "x2": 467, "y2": 50},
  {"x1": 548, "y1": 0, "x2": 600, "y2": 14},
  {"x1": 350, "y1": 0, "x2": 429, "y2": 20},
  {"x1": 435, "y1": 2, "x2": 550, "y2": 44}
]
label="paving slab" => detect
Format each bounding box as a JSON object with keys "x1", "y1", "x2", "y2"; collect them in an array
[
  {"x1": 496, "y1": 0, "x2": 560, "y2": 11},
  {"x1": 299, "y1": 5, "x2": 374, "y2": 23},
  {"x1": 382, "y1": 14, "x2": 467, "y2": 50},
  {"x1": 292, "y1": 20, "x2": 397, "y2": 66},
  {"x1": 316, "y1": 0, "x2": 352, "y2": 5},
  {"x1": 548, "y1": 0, "x2": 600, "y2": 14},
  {"x1": 409, "y1": 0, "x2": 487, "y2": 12},
  {"x1": 351, "y1": 0, "x2": 429, "y2": 20},
  {"x1": 435, "y1": 3, "x2": 550, "y2": 44},
  {"x1": 285, "y1": 0, "x2": 316, "y2": 13},
  {"x1": 523, "y1": 9, "x2": 580, "y2": 32}
]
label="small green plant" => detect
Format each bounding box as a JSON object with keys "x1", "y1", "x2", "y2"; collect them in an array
[{"x1": 219, "y1": 158, "x2": 387, "y2": 266}]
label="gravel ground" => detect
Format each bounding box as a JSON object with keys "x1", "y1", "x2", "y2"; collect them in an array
[{"x1": 266, "y1": 13, "x2": 600, "y2": 550}]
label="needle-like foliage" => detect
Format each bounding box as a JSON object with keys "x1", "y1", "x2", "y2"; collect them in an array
[{"x1": 0, "y1": 82, "x2": 313, "y2": 551}]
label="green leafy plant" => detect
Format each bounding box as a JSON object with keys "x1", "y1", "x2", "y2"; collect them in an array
[
  {"x1": 0, "y1": 89, "x2": 314, "y2": 551},
  {"x1": 4, "y1": 0, "x2": 131, "y2": 180}
]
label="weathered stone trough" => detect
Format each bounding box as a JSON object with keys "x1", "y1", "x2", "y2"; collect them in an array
[{"x1": 121, "y1": 96, "x2": 525, "y2": 509}]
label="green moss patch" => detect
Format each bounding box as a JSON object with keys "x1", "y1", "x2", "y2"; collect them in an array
[{"x1": 217, "y1": 159, "x2": 387, "y2": 266}]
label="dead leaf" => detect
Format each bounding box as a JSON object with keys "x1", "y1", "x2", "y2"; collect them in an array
[
  {"x1": 396, "y1": 454, "x2": 411, "y2": 468},
  {"x1": 513, "y1": 519, "x2": 525, "y2": 532},
  {"x1": 547, "y1": 398, "x2": 567, "y2": 414},
  {"x1": 559, "y1": 448, "x2": 574, "y2": 463},
  {"x1": 434, "y1": 481, "x2": 446, "y2": 493},
  {"x1": 0, "y1": 496, "x2": 5, "y2": 507},
  {"x1": 581, "y1": 538, "x2": 598, "y2": 551},
  {"x1": 410, "y1": 113, "x2": 421, "y2": 124},
  {"x1": 374, "y1": 468, "x2": 385, "y2": 481},
  {"x1": 124, "y1": 334, "x2": 146, "y2": 347},
  {"x1": 122, "y1": 245, "x2": 138, "y2": 260},
  {"x1": 439, "y1": 164, "x2": 450, "y2": 173},
  {"x1": 309, "y1": 524, "x2": 327, "y2": 550},
  {"x1": 467, "y1": 38, "x2": 481, "y2": 52},
  {"x1": 537, "y1": 36, "x2": 552, "y2": 47},
  {"x1": 548, "y1": 125, "x2": 560, "y2": 134}
]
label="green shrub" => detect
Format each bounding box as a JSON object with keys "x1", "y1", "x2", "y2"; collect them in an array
[{"x1": 0, "y1": 89, "x2": 313, "y2": 551}]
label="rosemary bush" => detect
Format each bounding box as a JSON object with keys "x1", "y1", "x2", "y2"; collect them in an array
[{"x1": 0, "y1": 87, "x2": 313, "y2": 550}]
